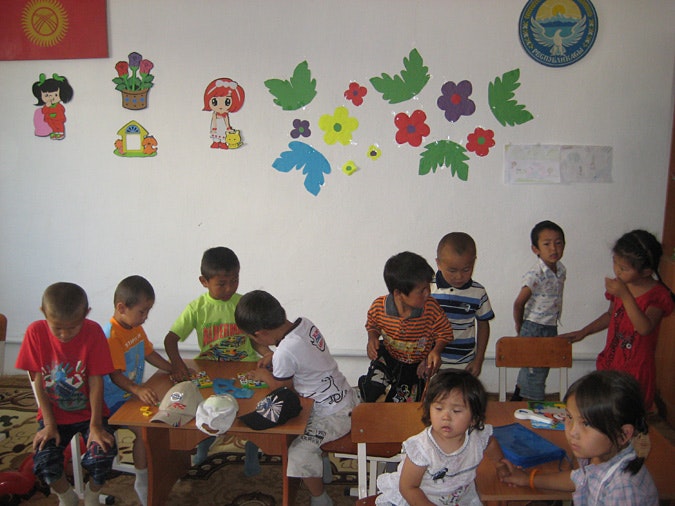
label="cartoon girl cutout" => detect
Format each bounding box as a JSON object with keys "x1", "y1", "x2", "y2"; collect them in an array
[
  {"x1": 32, "y1": 73, "x2": 74, "y2": 140},
  {"x1": 202, "y1": 78, "x2": 245, "y2": 149}
]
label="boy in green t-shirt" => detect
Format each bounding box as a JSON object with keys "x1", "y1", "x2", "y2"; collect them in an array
[{"x1": 164, "y1": 246, "x2": 270, "y2": 473}]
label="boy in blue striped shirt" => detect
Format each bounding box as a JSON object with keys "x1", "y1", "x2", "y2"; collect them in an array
[{"x1": 431, "y1": 232, "x2": 494, "y2": 376}]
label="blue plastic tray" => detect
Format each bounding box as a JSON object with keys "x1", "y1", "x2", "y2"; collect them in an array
[{"x1": 493, "y1": 423, "x2": 566, "y2": 468}]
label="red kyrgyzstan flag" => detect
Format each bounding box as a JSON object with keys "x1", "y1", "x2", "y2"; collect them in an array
[{"x1": 0, "y1": 0, "x2": 108, "y2": 61}]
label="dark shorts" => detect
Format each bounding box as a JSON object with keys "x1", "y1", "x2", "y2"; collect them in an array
[{"x1": 33, "y1": 418, "x2": 117, "y2": 486}]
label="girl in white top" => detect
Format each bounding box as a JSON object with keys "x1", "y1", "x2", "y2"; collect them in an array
[{"x1": 376, "y1": 370, "x2": 508, "y2": 505}]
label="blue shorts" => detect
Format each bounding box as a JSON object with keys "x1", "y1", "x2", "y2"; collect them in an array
[
  {"x1": 516, "y1": 321, "x2": 557, "y2": 400},
  {"x1": 33, "y1": 419, "x2": 117, "y2": 486}
]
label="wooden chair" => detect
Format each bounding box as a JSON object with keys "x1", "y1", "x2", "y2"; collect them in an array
[
  {"x1": 0, "y1": 313, "x2": 7, "y2": 375},
  {"x1": 351, "y1": 402, "x2": 425, "y2": 499},
  {"x1": 495, "y1": 336, "x2": 573, "y2": 402}
]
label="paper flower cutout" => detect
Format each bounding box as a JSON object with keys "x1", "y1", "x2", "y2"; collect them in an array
[
  {"x1": 344, "y1": 82, "x2": 367, "y2": 106},
  {"x1": 290, "y1": 119, "x2": 311, "y2": 139},
  {"x1": 466, "y1": 127, "x2": 495, "y2": 157},
  {"x1": 272, "y1": 141, "x2": 331, "y2": 196},
  {"x1": 367, "y1": 145, "x2": 382, "y2": 160},
  {"x1": 318, "y1": 106, "x2": 359, "y2": 145},
  {"x1": 419, "y1": 140, "x2": 469, "y2": 181},
  {"x1": 342, "y1": 160, "x2": 358, "y2": 175},
  {"x1": 370, "y1": 48, "x2": 430, "y2": 104},
  {"x1": 264, "y1": 61, "x2": 317, "y2": 111},
  {"x1": 437, "y1": 80, "x2": 475, "y2": 123},
  {"x1": 394, "y1": 110, "x2": 430, "y2": 147},
  {"x1": 488, "y1": 69, "x2": 534, "y2": 126}
]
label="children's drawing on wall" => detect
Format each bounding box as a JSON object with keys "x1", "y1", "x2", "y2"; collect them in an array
[
  {"x1": 113, "y1": 121, "x2": 158, "y2": 157},
  {"x1": 265, "y1": 61, "x2": 317, "y2": 110},
  {"x1": 32, "y1": 73, "x2": 73, "y2": 140},
  {"x1": 113, "y1": 52, "x2": 154, "y2": 110},
  {"x1": 203, "y1": 78, "x2": 245, "y2": 150}
]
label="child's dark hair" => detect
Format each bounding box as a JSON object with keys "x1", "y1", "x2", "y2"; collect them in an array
[
  {"x1": 383, "y1": 251, "x2": 434, "y2": 295},
  {"x1": 613, "y1": 229, "x2": 674, "y2": 301},
  {"x1": 41, "y1": 282, "x2": 88, "y2": 320},
  {"x1": 564, "y1": 370, "x2": 648, "y2": 474},
  {"x1": 32, "y1": 73, "x2": 74, "y2": 105},
  {"x1": 114, "y1": 275, "x2": 155, "y2": 308},
  {"x1": 235, "y1": 290, "x2": 286, "y2": 335},
  {"x1": 421, "y1": 370, "x2": 487, "y2": 432},
  {"x1": 531, "y1": 220, "x2": 565, "y2": 247},
  {"x1": 437, "y1": 232, "x2": 477, "y2": 258},
  {"x1": 201, "y1": 246, "x2": 240, "y2": 279}
]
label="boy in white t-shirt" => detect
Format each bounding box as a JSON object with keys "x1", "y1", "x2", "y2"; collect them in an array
[{"x1": 235, "y1": 290, "x2": 358, "y2": 506}]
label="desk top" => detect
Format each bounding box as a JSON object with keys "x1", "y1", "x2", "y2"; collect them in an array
[{"x1": 109, "y1": 360, "x2": 313, "y2": 436}]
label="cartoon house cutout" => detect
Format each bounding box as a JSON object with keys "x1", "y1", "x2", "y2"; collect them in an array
[{"x1": 114, "y1": 120, "x2": 157, "y2": 157}]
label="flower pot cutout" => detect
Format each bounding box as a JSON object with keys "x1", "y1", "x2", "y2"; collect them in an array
[
  {"x1": 113, "y1": 51, "x2": 154, "y2": 111},
  {"x1": 121, "y1": 89, "x2": 148, "y2": 110}
]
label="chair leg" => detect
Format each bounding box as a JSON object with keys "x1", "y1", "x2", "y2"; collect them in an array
[
  {"x1": 499, "y1": 368, "x2": 507, "y2": 402},
  {"x1": 70, "y1": 435, "x2": 85, "y2": 498}
]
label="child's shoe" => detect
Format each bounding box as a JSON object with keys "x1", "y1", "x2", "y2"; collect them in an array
[
  {"x1": 83, "y1": 482, "x2": 101, "y2": 506},
  {"x1": 134, "y1": 467, "x2": 149, "y2": 506}
]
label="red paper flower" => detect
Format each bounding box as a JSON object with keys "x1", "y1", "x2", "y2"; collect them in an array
[
  {"x1": 344, "y1": 82, "x2": 367, "y2": 106},
  {"x1": 466, "y1": 127, "x2": 495, "y2": 157},
  {"x1": 394, "y1": 110, "x2": 430, "y2": 147}
]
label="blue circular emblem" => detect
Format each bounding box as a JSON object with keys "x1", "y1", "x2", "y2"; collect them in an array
[{"x1": 519, "y1": 0, "x2": 598, "y2": 67}]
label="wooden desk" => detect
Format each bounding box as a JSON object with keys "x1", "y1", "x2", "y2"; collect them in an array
[
  {"x1": 477, "y1": 402, "x2": 675, "y2": 505},
  {"x1": 109, "y1": 360, "x2": 313, "y2": 506}
]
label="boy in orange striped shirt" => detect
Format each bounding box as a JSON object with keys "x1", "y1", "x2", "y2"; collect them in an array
[{"x1": 360, "y1": 251, "x2": 454, "y2": 402}]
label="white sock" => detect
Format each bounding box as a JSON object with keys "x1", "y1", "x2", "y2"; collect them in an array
[
  {"x1": 134, "y1": 468, "x2": 148, "y2": 506},
  {"x1": 56, "y1": 486, "x2": 79, "y2": 506},
  {"x1": 310, "y1": 490, "x2": 334, "y2": 506},
  {"x1": 83, "y1": 482, "x2": 100, "y2": 506}
]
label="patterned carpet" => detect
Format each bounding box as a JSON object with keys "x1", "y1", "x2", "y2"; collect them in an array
[{"x1": 0, "y1": 376, "x2": 359, "y2": 506}]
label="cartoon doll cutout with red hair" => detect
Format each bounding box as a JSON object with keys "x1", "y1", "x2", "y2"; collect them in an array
[
  {"x1": 202, "y1": 78, "x2": 245, "y2": 149},
  {"x1": 32, "y1": 73, "x2": 74, "y2": 140}
]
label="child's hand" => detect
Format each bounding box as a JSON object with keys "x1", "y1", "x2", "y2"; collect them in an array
[
  {"x1": 366, "y1": 337, "x2": 380, "y2": 360},
  {"x1": 87, "y1": 425, "x2": 115, "y2": 453},
  {"x1": 257, "y1": 352, "x2": 273, "y2": 370},
  {"x1": 169, "y1": 362, "x2": 191, "y2": 383},
  {"x1": 465, "y1": 360, "x2": 482, "y2": 377},
  {"x1": 133, "y1": 384, "x2": 160, "y2": 406},
  {"x1": 605, "y1": 277, "x2": 630, "y2": 298},
  {"x1": 499, "y1": 459, "x2": 528, "y2": 487},
  {"x1": 33, "y1": 424, "x2": 59, "y2": 451},
  {"x1": 425, "y1": 350, "x2": 442, "y2": 376},
  {"x1": 559, "y1": 330, "x2": 586, "y2": 343}
]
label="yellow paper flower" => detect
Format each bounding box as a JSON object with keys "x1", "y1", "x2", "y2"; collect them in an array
[
  {"x1": 366, "y1": 145, "x2": 382, "y2": 160},
  {"x1": 342, "y1": 160, "x2": 358, "y2": 175},
  {"x1": 319, "y1": 106, "x2": 359, "y2": 145}
]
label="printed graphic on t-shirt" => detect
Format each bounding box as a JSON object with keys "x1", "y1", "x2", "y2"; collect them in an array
[
  {"x1": 309, "y1": 326, "x2": 326, "y2": 352},
  {"x1": 43, "y1": 361, "x2": 87, "y2": 412}
]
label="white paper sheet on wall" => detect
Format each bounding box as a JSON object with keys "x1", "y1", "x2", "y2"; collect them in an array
[{"x1": 504, "y1": 144, "x2": 612, "y2": 184}]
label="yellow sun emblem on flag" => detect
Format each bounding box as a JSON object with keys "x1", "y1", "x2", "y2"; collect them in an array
[{"x1": 21, "y1": 0, "x2": 69, "y2": 47}]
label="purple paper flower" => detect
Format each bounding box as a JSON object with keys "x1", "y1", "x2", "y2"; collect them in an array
[
  {"x1": 437, "y1": 80, "x2": 475, "y2": 123},
  {"x1": 290, "y1": 119, "x2": 311, "y2": 139},
  {"x1": 128, "y1": 52, "x2": 142, "y2": 68}
]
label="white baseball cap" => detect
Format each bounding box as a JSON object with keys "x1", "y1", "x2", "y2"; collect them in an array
[{"x1": 196, "y1": 394, "x2": 239, "y2": 435}]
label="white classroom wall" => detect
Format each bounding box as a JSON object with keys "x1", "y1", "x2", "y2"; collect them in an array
[{"x1": 1, "y1": 0, "x2": 673, "y2": 392}]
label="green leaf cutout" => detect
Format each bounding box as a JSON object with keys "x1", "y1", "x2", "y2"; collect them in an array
[
  {"x1": 419, "y1": 140, "x2": 470, "y2": 181},
  {"x1": 488, "y1": 69, "x2": 534, "y2": 127},
  {"x1": 370, "y1": 49, "x2": 430, "y2": 104},
  {"x1": 264, "y1": 61, "x2": 317, "y2": 111}
]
